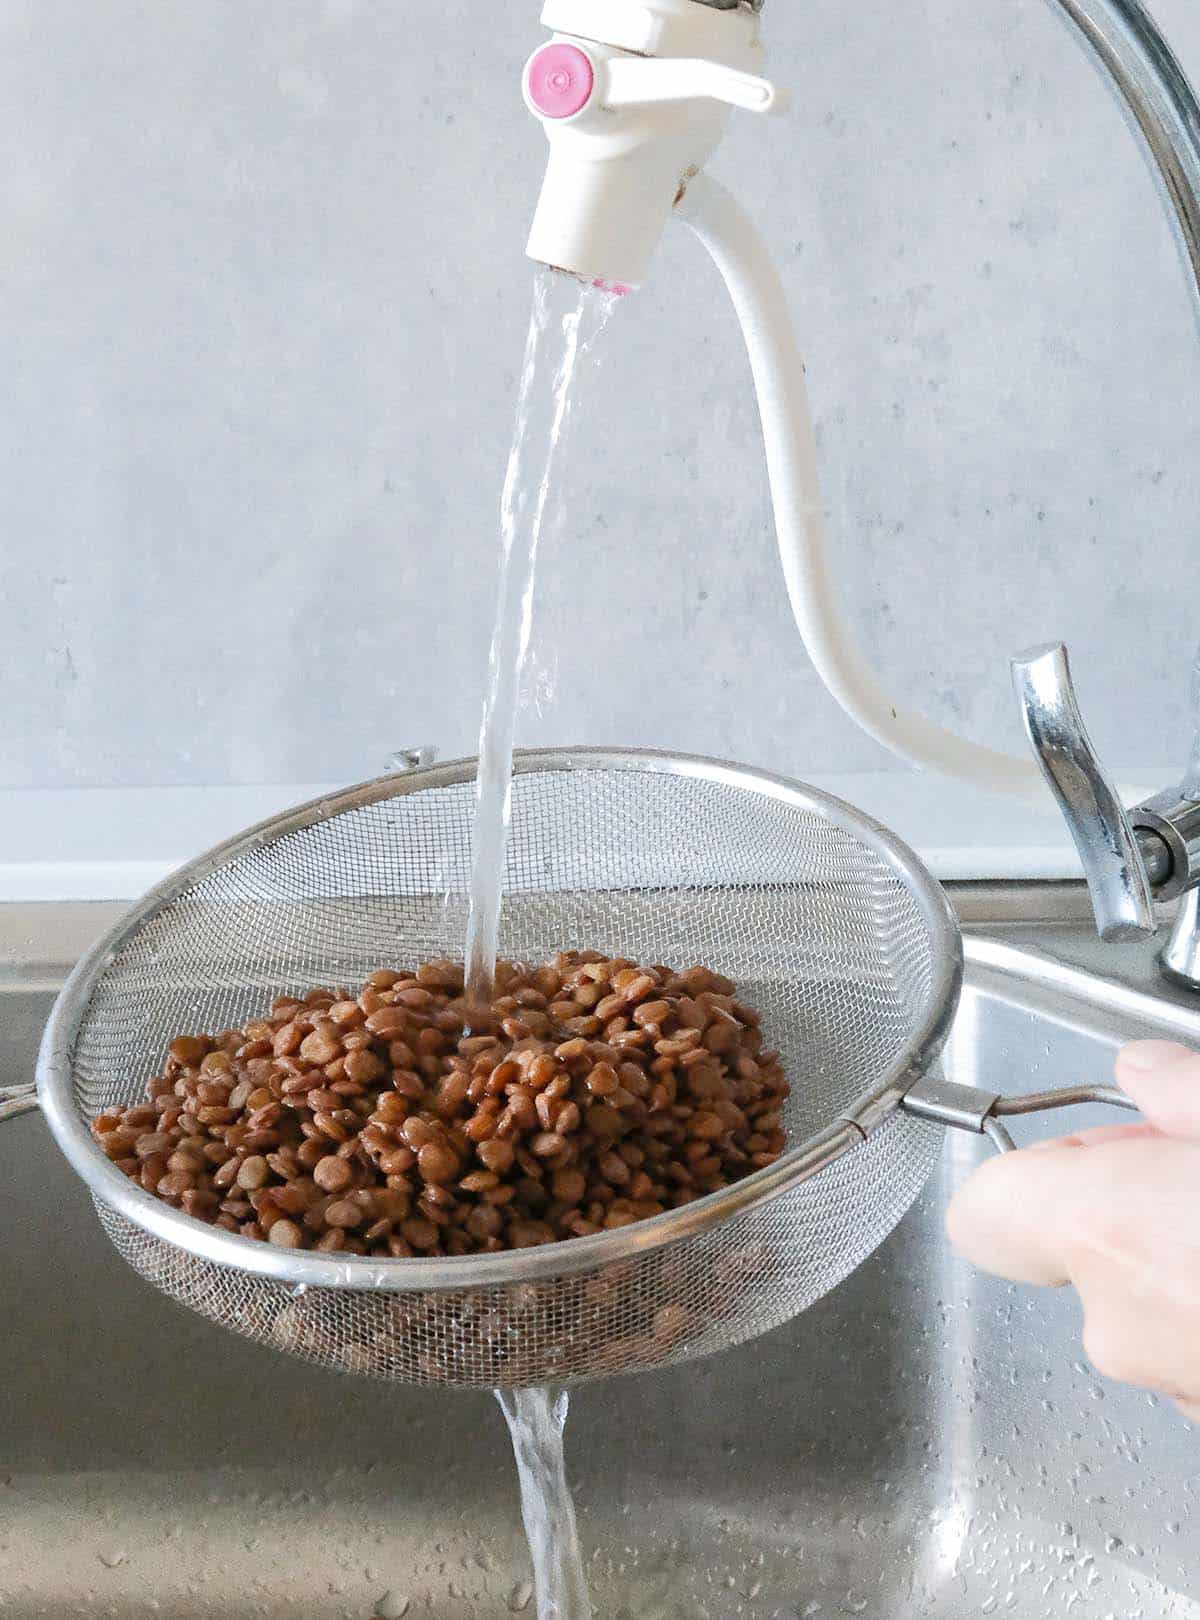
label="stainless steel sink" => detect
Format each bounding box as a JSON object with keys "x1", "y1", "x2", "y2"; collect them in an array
[{"x1": 1, "y1": 887, "x2": 1198, "y2": 1619}]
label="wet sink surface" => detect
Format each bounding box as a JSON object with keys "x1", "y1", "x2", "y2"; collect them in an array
[{"x1": 2, "y1": 921, "x2": 1199, "y2": 1617}]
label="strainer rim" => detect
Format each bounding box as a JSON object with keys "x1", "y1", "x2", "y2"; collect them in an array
[{"x1": 37, "y1": 747, "x2": 962, "y2": 1293}]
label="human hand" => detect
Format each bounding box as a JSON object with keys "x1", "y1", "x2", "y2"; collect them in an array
[{"x1": 946, "y1": 1040, "x2": 1200, "y2": 1422}]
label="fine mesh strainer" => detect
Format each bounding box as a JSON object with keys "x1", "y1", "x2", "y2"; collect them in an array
[{"x1": 33, "y1": 749, "x2": 1133, "y2": 1390}]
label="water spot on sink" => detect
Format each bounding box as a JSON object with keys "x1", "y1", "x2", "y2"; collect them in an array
[
  {"x1": 507, "y1": 1579, "x2": 533, "y2": 1612},
  {"x1": 372, "y1": 1591, "x2": 409, "y2": 1618},
  {"x1": 96, "y1": 1549, "x2": 127, "y2": 1570}
]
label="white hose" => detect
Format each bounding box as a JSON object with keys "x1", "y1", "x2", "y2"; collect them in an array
[{"x1": 675, "y1": 171, "x2": 1049, "y2": 805}]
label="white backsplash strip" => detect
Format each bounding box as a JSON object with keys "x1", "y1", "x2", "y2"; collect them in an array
[
  {"x1": 0, "y1": 768, "x2": 1167, "y2": 903},
  {"x1": 0, "y1": 784, "x2": 336, "y2": 903}
]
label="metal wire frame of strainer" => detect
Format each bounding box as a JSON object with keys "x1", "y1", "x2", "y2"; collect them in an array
[{"x1": 36, "y1": 749, "x2": 963, "y2": 1390}]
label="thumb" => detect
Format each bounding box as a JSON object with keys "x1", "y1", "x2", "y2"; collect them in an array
[{"x1": 1115, "y1": 1042, "x2": 1200, "y2": 1139}]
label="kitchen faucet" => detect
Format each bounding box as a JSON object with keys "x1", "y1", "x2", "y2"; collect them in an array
[{"x1": 522, "y1": 0, "x2": 1200, "y2": 991}]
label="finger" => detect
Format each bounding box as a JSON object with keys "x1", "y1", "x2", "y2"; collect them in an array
[
  {"x1": 1116, "y1": 1042, "x2": 1200, "y2": 1138},
  {"x1": 1177, "y1": 1400, "x2": 1200, "y2": 1426},
  {"x1": 948, "y1": 1133, "x2": 1198, "y2": 1283},
  {"x1": 1028, "y1": 1123, "x2": 1162, "y2": 1151},
  {"x1": 952, "y1": 1135, "x2": 1200, "y2": 1406},
  {"x1": 946, "y1": 1148, "x2": 1078, "y2": 1286},
  {"x1": 1072, "y1": 1234, "x2": 1200, "y2": 1404},
  {"x1": 1055, "y1": 1139, "x2": 1200, "y2": 1401}
]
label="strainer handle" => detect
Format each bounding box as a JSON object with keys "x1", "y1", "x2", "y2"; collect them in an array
[
  {"x1": 0, "y1": 1083, "x2": 39, "y2": 1125},
  {"x1": 902, "y1": 1075, "x2": 1139, "y2": 1154}
]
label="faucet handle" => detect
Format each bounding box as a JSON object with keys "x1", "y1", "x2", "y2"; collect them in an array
[
  {"x1": 1011, "y1": 642, "x2": 1158, "y2": 941},
  {"x1": 603, "y1": 57, "x2": 784, "y2": 115}
]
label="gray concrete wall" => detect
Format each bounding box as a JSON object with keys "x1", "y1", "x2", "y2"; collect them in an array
[{"x1": 2, "y1": 0, "x2": 1197, "y2": 789}]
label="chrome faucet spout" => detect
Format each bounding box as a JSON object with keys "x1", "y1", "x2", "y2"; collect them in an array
[{"x1": 1045, "y1": 0, "x2": 1200, "y2": 323}]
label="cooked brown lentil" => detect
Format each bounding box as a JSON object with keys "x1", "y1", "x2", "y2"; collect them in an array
[{"x1": 93, "y1": 954, "x2": 789, "y2": 1258}]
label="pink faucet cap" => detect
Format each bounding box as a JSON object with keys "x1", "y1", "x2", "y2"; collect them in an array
[{"x1": 527, "y1": 43, "x2": 595, "y2": 120}]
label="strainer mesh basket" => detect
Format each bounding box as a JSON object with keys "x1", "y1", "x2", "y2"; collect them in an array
[{"x1": 47, "y1": 754, "x2": 955, "y2": 1388}]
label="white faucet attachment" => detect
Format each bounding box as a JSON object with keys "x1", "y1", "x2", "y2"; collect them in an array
[{"x1": 523, "y1": 0, "x2": 780, "y2": 288}]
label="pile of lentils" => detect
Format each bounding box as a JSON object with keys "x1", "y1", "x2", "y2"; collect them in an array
[{"x1": 92, "y1": 953, "x2": 790, "y2": 1258}]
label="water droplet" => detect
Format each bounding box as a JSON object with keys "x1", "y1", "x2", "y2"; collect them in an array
[
  {"x1": 507, "y1": 1580, "x2": 533, "y2": 1612},
  {"x1": 96, "y1": 1550, "x2": 127, "y2": 1570},
  {"x1": 373, "y1": 1591, "x2": 409, "y2": 1619}
]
